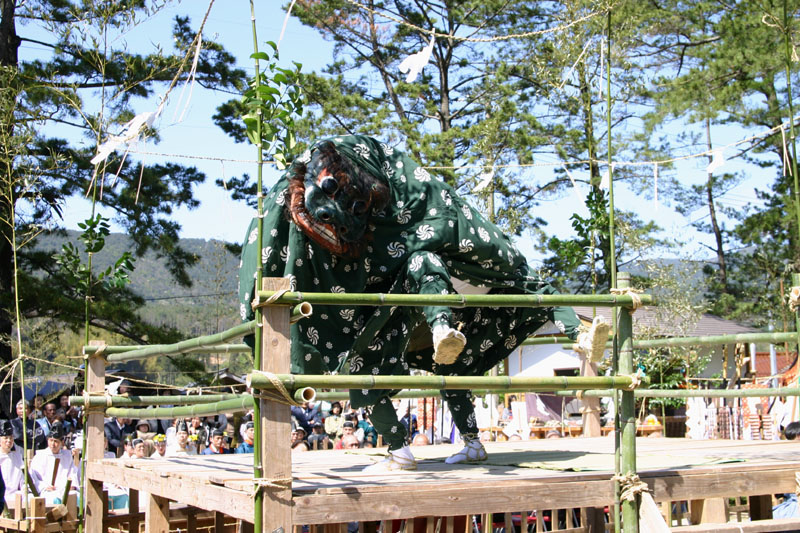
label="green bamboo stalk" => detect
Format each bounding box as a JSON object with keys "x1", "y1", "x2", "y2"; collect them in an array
[
  {"x1": 557, "y1": 331, "x2": 800, "y2": 351},
  {"x1": 84, "y1": 343, "x2": 251, "y2": 356},
  {"x1": 783, "y1": 0, "x2": 800, "y2": 245},
  {"x1": 255, "y1": 291, "x2": 653, "y2": 308},
  {"x1": 550, "y1": 387, "x2": 800, "y2": 399},
  {"x1": 106, "y1": 395, "x2": 254, "y2": 420},
  {"x1": 247, "y1": 373, "x2": 642, "y2": 392},
  {"x1": 92, "y1": 321, "x2": 256, "y2": 362},
  {"x1": 617, "y1": 274, "x2": 639, "y2": 532},
  {"x1": 794, "y1": 274, "x2": 800, "y2": 425},
  {"x1": 69, "y1": 394, "x2": 243, "y2": 408},
  {"x1": 249, "y1": 3, "x2": 266, "y2": 531}
]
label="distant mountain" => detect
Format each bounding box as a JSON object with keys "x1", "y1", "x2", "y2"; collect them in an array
[{"x1": 35, "y1": 230, "x2": 240, "y2": 302}]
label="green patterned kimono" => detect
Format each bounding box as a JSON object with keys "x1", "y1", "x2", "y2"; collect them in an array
[{"x1": 239, "y1": 135, "x2": 581, "y2": 449}]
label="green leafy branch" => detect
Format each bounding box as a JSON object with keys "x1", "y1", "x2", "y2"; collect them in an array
[
  {"x1": 54, "y1": 213, "x2": 135, "y2": 295},
  {"x1": 243, "y1": 41, "x2": 304, "y2": 168}
]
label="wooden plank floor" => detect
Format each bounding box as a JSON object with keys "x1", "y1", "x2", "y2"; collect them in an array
[{"x1": 86, "y1": 437, "x2": 800, "y2": 524}]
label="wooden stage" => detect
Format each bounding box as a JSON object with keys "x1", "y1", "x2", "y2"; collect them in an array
[{"x1": 86, "y1": 437, "x2": 800, "y2": 528}]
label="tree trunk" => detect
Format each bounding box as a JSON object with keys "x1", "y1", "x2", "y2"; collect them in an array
[
  {"x1": 0, "y1": 0, "x2": 19, "y2": 366},
  {"x1": 705, "y1": 118, "x2": 728, "y2": 292}
]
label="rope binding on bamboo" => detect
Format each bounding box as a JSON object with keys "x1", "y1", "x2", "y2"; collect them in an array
[
  {"x1": 252, "y1": 287, "x2": 291, "y2": 310},
  {"x1": 622, "y1": 369, "x2": 645, "y2": 390},
  {"x1": 610, "y1": 287, "x2": 644, "y2": 313},
  {"x1": 611, "y1": 472, "x2": 649, "y2": 502},
  {"x1": 81, "y1": 391, "x2": 115, "y2": 412},
  {"x1": 252, "y1": 370, "x2": 303, "y2": 406},
  {"x1": 252, "y1": 477, "x2": 292, "y2": 496}
]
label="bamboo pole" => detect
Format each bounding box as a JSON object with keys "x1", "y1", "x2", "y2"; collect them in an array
[
  {"x1": 794, "y1": 274, "x2": 800, "y2": 424},
  {"x1": 86, "y1": 303, "x2": 310, "y2": 362},
  {"x1": 105, "y1": 396, "x2": 254, "y2": 420},
  {"x1": 556, "y1": 331, "x2": 800, "y2": 351},
  {"x1": 312, "y1": 386, "x2": 800, "y2": 401},
  {"x1": 247, "y1": 373, "x2": 642, "y2": 391},
  {"x1": 69, "y1": 394, "x2": 243, "y2": 408},
  {"x1": 617, "y1": 273, "x2": 639, "y2": 532},
  {"x1": 86, "y1": 343, "x2": 251, "y2": 356},
  {"x1": 254, "y1": 291, "x2": 653, "y2": 309},
  {"x1": 549, "y1": 387, "x2": 800, "y2": 398}
]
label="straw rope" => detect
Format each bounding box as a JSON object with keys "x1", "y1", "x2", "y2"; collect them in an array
[
  {"x1": 795, "y1": 471, "x2": 800, "y2": 496},
  {"x1": 343, "y1": 0, "x2": 611, "y2": 43},
  {"x1": 252, "y1": 477, "x2": 292, "y2": 496},
  {"x1": 611, "y1": 472, "x2": 649, "y2": 502},
  {"x1": 621, "y1": 370, "x2": 644, "y2": 390},
  {"x1": 610, "y1": 287, "x2": 644, "y2": 313},
  {"x1": 252, "y1": 370, "x2": 303, "y2": 406}
]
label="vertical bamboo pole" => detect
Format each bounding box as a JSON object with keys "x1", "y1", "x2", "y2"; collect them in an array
[
  {"x1": 617, "y1": 273, "x2": 639, "y2": 532},
  {"x1": 260, "y1": 277, "x2": 293, "y2": 533},
  {"x1": 83, "y1": 340, "x2": 106, "y2": 533},
  {"x1": 249, "y1": 2, "x2": 267, "y2": 531}
]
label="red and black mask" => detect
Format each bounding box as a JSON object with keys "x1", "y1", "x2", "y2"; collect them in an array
[{"x1": 287, "y1": 141, "x2": 389, "y2": 257}]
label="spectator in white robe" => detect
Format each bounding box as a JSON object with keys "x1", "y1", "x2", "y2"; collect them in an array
[
  {"x1": 29, "y1": 423, "x2": 79, "y2": 505},
  {"x1": 0, "y1": 420, "x2": 25, "y2": 507}
]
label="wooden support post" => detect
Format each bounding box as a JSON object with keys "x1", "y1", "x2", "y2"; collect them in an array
[
  {"x1": 617, "y1": 272, "x2": 640, "y2": 532},
  {"x1": 214, "y1": 512, "x2": 225, "y2": 532},
  {"x1": 581, "y1": 507, "x2": 606, "y2": 533},
  {"x1": 85, "y1": 340, "x2": 107, "y2": 533},
  {"x1": 689, "y1": 498, "x2": 727, "y2": 524},
  {"x1": 580, "y1": 357, "x2": 602, "y2": 437},
  {"x1": 145, "y1": 494, "x2": 170, "y2": 533},
  {"x1": 260, "y1": 277, "x2": 293, "y2": 533},
  {"x1": 748, "y1": 495, "x2": 773, "y2": 521},
  {"x1": 187, "y1": 508, "x2": 197, "y2": 533},
  {"x1": 129, "y1": 489, "x2": 141, "y2": 532},
  {"x1": 29, "y1": 497, "x2": 46, "y2": 533}
]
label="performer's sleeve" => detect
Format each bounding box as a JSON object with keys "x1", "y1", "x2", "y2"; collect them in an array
[{"x1": 536, "y1": 283, "x2": 582, "y2": 340}]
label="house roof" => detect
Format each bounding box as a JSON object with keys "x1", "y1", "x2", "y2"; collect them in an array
[{"x1": 570, "y1": 305, "x2": 760, "y2": 338}]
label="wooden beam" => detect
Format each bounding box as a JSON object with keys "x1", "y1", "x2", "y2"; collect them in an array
[
  {"x1": 84, "y1": 340, "x2": 107, "y2": 533},
  {"x1": 30, "y1": 497, "x2": 46, "y2": 533},
  {"x1": 671, "y1": 518, "x2": 800, "y2": 532},
  {"x1": 129, "y1": 489, "x2": 141, "y2": 532},
  {"x1": 260, "y1": 277, "x2": 293, "y2": 533},
  {"x1": 145, "y1": 494, "x2": 170, "y2": 533}
]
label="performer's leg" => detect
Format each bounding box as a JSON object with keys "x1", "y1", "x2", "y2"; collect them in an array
[
  {"x1": 402, "y1": 251, "x2": 466, "y2": 364},
  {"x1": 362, "y1": 396, "x2": 416, "y2": 472},
  {"x1": 441, "y1": 390, "x2": 487, "y2": 464}
]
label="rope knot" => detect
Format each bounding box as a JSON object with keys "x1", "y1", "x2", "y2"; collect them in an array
[
  {"x1": 611, "y1": 472, "x2": 649, "y2": 502},
  {"x1": 252, "y1": 370, "x2": 302, "y2": 407},
  {"x1": 610, "y1": 287, "x2": 644, "y2": 313}
]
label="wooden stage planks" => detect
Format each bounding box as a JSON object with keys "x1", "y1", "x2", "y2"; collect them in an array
[{"x1": 86, "y1": 437, "x2": 800, "y2": 525}]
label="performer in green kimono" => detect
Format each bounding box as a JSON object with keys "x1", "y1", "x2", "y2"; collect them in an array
[{"x1": 239, "y1": 135, "x2": 608, "y2": 471}]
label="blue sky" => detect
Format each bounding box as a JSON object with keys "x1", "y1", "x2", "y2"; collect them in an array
[{"x1": 33, "y1": 1, "x2": 768, "y2": 266}]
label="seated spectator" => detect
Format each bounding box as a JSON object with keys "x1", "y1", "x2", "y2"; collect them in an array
[
  {"x1": 166, "y1": 420, "x2": 197, "y2": 456},
  {"x1": 357, "y1": 412, "x2": 378, "y2": 447},
  {"x1": 307, "y1": 422, "x2": 331, "y2": 450},
  {"x1": 202, "y1": 429, "x2": 231, "y2": 455},
  {"x1": 12, "y1": 400, "x2": 45, "y2": 451},
  {"x1": 132, "y1": 439, "x2": 148, "y2": 459},
  {"x1": 324, "y1": 402, "x2": 344, "y2": 440},
  {"x1": 0, "y1": 420, "x2": 23, "y2": 507},
  {"x1": 36, "y1": 402, "x2": 58, "y2": 438},
  {"x1": 334, "y1": 421, "x2": 357, "y2": 450},
  {"x1": 136, "y1": 419, "x2": 157, "y2": 441},
  {"x1": 774, "y1": 421, "x2": 800, "y2": 518},
  {"x1": 121, "y1": 435, "x2": 136, "y2": 459},
  {"x1": 303, "y1": 401, "x2": 322, "y2": 425},
  {"x1": 30, "y1": 423, "x2": 79, "y2": 505},
  {"x1": 104, "y1": 417, "x2": 135, "y2": 456},
  {"x1": 151, "y1": 434, "x2": 167, "y2": 458},
  {"x1": 291, "y1": 440, "x2": 309, "y2": 453},
  {"x1": 411, "y1": 433, "x2": 430, "y2": 446},
  {"x1": 545, "y1": 430, "x2": 562, "y2": 439},
  {"x1": 236, "y1": 422, "x2": 255, "y2": 454},
  {"x1": 291, "y1": 426, "x2": 308, "y2": 448},
  {"x1": 340, "y1": 434, "x2": 360, "y2": 449}
]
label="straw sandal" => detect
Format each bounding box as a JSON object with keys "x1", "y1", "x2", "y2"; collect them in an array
[
  {"x1": 445, "y1": 438, "x2": 487, "y2": 464},
  {"x1": 362, "y1": 445, "x2": 417, "y2": 472},
  {"x1": 432, "y1": 324, "x2": 466, "y2": 365},
  {"x1": 574, "y1": 316, "x2": 610, "y2": 363}
]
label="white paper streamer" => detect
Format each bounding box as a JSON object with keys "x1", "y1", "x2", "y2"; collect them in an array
[
  {"x1": 398, "y1": 35, "x2": 435, "y2": 83},
  {"x1": 706, "y1": 148, "x2": 725, "y2": 174}
]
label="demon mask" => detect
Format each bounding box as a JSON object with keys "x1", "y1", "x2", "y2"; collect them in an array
[{"x1": 287, "y1": 141, "x2": 389, "y2": 257}]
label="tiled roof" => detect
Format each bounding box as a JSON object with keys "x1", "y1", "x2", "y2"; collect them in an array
[{"x1": 570, "y1": 305, "x2": 760, "y2": 337}]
